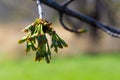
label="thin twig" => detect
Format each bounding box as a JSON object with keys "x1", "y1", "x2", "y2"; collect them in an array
[
  {"x1": 59, "y1": 13, "x2": 81, "y2": 33},
  {"x1": 59, "y1": 0, "x2": 83, "y2": 33},
  {"x1": 36, "y1": 0, "x2": 43, "y2": 18},
  {"x1": 62, "y1": 0, "x2": 74, "y2": 7}
]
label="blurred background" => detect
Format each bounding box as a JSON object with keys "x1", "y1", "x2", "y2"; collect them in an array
[{"x1": 0, "y1": 0, "x2": 120, "y2": 80}]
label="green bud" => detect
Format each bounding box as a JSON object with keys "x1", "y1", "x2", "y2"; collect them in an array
[
  {"x1": 78, "y1": 28, "x2": 88, "y2": 33},
  {"x1": 22, "y1": 25, "x2": 32, "y2": 33},
  {"x1": 57, "y1": 41, "x2": 63, "y2": 49},
  {"x1": 18, "y1": 37, "x2": 27, "y2": 44},
  {"x1": 29, "y1": 25, "x2": 36, "y2": 35},
  {"x1": 19, "y1": 18, "x2": 68, "y2": 63},
  {"x1": 25, "y1": 42, "x2": 31, "y2": 53},
  {"x1": 28, "y1": 34, "x2": 37, "y2": 42},
  {"x1": 54, "y1": 45, "x2": 58, "y2": 53},
  {"x1": 31, "y1": 44, "x2": 37, "y2": 51},
  {"x1": 44, "y1": 52, "x2": 50, "y2": 63},
  {"x1": 60, "y1": 40, "x2": 68, "y2": 47},
  {"x1": 35, "y1": 51, "x2": 41, "y2": 61}
]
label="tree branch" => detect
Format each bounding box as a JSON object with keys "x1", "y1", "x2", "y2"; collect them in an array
[
  {"x1": 62, "y1": 0, "x2": 74, "y2": 7},
  {"x1": 59, "y1": 13, "x2": 86, "y2": 33},
  {"x1": 40, "y1": 0, "x2": 120, "y2": 38},
  {"x1": 59, "y1": 0, "x2": 82, "y2": 33}
]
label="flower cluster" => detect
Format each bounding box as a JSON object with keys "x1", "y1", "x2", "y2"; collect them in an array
[{"x1": 18, "y1": 19, "x2": 68, "y2": 63}]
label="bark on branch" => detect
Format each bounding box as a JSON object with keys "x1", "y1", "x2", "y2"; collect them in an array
[{"x1": 40, "y1": 0, "x2": 120, "y2": 38}]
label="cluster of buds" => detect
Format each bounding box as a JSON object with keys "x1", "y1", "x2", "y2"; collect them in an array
[{"x1": 18, "y1": 19, "x2": 68, "y2": 63}]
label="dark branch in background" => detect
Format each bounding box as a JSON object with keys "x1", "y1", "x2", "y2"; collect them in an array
[
  {"x1": 62, "y1": 0, "x2": 74, "y2": 7},
  {"x1": 40, "y1": 0, "x2": 120, "y2": 38},
  {"x1": 59, "y1": 0, "x2": 81, "y2": 33},
  {"x1": 59, "y1": 13, "x2": 86, "y2": 33}
]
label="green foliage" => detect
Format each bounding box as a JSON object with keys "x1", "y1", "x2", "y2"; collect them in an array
[
  {"x1": 1, "y1": 54, "x2": 120, "y2": 80},
  {"x1": 18, "y1": 19, "x2": 68, "y2": 63}
]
